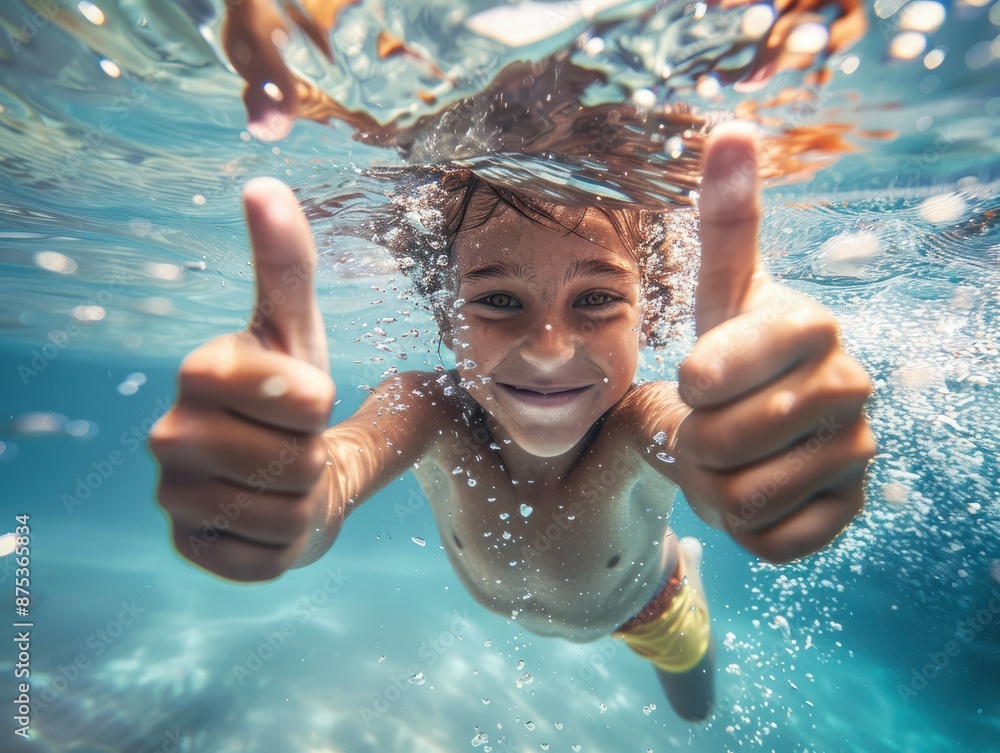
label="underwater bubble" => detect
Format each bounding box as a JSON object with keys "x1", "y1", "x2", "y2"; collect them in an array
[
  {"x1": 411, "y1": 536, "x2": 426, "y2": 547},
  {"x1": 899, "y1": 1, "x2": 946, "y2": 33},
  {"x1": 99, "y1": 59, "x2": 122, "y2": 78},
  {"x1": 695, "y1": 75, "x2": 720, "y2": 98},
  {"x1": 78, "y1": 1, "x2": 106, "y2": 25},
  {"x1": 377, "y1": 655, "x2": 385, "y2": 662},
  {"x1": 517, "y1": 659, "x2": 525, "y2": 670},
  {"x1": 741, "y1": 4, "x2": 775, "y2": 38},
  {"x1": 652, "y1": 431, "x2": 668, "y2": 445},
  {"x1": 409, "y1": 672, "x2": 426, "y2": 685},
  {"x1": 0, "y1": 441, "x2": 18, "y2": 462},
  {"x1": 191, "y1": 194, "x2": 206, "y2": 206},
  {"x1": 468, "y1": 478, "x2": 478, "y2": 487},
  {"x1": 555, "y1": 722, "x2": 563, "y2": 730},
  {"x1": 482, "y1": 697, "x2": 491, "y2": 705},
  {"x1": 12, "y1": 412, "x2": 68, "y2": 436},
  {"x1": 889, "y1": 31, "x2": 927, "y2": 60},
  {"x1": 631, "y1": 88, "x2": 656, "y2": 109},
  {"x1": 599, "y1": 703, "x2": 608, "y2": 713},
  {"x1": 918, "y1": 193, "x2": 968, "y2": 223},
  {"x1": 0, "y1": 533, "x2": 17, "y2": 557},
  {"x1": 520, "y1": 504, "x2": 534, "y2": 517},
  {"x1": 64, "y1": 419, "x2": 97, "y2": 438},
  {"x1": 664, "y1": 135, "x2": 683, "y2": 159},
  {"x1": 584, "y1": 36, "x2": 605, "y2": 55},
  {"x1": 35, "y1": 251, "x2": 77, "y2": 274},
  {"x1": 786, "y1": 22, "x2": 829, "y2": 54},
  {"x1": 73, "y1": 305, "x2": 106, "y2": 322},
  {"x1": 524, "y1": 720, "x2": 535, "y2": 730},
  {"x1": 924, "y1": 47, "x2": 946, "y2": 68},
  {"x1": 655, "y1": 452, "x2": 676, "y2": 464},
  {"x1": 840, "y1": 55, "x2": 861, "y2": 74}
]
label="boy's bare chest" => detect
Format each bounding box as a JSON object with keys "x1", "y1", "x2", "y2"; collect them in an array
[{"x1": 410, "y1": 427, "x2": 677, "y2": 637}]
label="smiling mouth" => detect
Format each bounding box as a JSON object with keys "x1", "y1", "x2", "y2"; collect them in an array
[{"x1": 496, "y1": 383, "x2": 592, "y2": 405}]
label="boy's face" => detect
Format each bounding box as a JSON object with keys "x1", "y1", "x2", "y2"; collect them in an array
[{"x1": 448, "y1": 204, "x2": 645, "y2": 458}]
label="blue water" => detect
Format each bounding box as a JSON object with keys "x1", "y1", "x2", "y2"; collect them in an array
[{"x1": 1, "y1": 0, "x2": 999, "y2": 751}]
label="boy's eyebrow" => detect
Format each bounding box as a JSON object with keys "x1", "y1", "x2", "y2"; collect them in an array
[
  {"x1": 460, "y1": 261, "x2": 533, "y2": 284},
  {"x1": 563, "y1": 259, "x2": 639, "y2": 284}
]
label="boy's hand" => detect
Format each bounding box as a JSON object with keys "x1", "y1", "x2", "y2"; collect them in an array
[
  {"x1": 674, "y1": 122, "x2": 876, "y2": 563},
  {"x1": 150, "y1": 178, "x2": 335, "y2": 581}
]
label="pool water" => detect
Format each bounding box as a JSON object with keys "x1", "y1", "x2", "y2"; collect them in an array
[{"x1": 1, "y1": 0, "x2": 999, "y2": 751}]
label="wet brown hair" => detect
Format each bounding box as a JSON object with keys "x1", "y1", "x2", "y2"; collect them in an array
[{"x1": 369, "y1": 165, "x2": 700, "y2": 350}]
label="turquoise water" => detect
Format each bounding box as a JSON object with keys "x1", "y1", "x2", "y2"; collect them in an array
[{"x1": 1, "y1": 0, "x2": 999, "y2": 751}]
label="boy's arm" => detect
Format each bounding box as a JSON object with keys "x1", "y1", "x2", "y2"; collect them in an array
[
  {"x1": 627, "y1": 123, "x2": 875, "y2": 564},
  {"x1": 291, "y1": 369, "x2": 444, "y2": 568}
]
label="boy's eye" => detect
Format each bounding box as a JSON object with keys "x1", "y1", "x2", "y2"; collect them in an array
[
  {"x1": 577, "y1": 291, "x2": 623, "y2": 307},
  {"x1": 474, "y1": 293, "x2": 519, "y2": 309}
]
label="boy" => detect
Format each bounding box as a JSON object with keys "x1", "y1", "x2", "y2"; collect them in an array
[{"x1": 149, "y1": 124, "x2": 875, "y2": 721}]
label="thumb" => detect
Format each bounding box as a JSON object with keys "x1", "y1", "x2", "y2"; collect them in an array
[
  {"x1": 695, "y1": 121, "x2": 763, "y2": 337},
  {"x1": 243, "y1": 177, "x2": 329, "y2": 373}
]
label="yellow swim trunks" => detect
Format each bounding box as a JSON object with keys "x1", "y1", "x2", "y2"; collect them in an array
[{"x1": 612, "y1": 554, "x2": 711, "y2": 674}]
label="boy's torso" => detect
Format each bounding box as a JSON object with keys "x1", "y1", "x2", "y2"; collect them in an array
[{"x1": 410, "y1": 377, "x2": 679, "y2": 643}]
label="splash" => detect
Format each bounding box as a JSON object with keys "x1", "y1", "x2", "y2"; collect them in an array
[{"x1": 218, "y1": 0, "x2": 878, "y2": 205}]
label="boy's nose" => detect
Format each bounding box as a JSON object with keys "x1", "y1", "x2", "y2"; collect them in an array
[{"x1": 521, "y1": 319, "x2": 577, "y2": 368}]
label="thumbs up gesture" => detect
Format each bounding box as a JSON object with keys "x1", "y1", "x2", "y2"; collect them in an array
[
  {"x1": 150, "y1": 179, "x2": 336, "y2": 581},
  {"x1": 673, "y1": 123, "x2": 876, "y2": 563}
]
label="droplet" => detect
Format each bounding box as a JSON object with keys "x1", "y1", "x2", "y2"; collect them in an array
[
  {"x1": 35, "y1": 251, "x2": 77, "y2": 274},
  {"x1": 520, "y1": 504, "x2": 534, "y2": 517},
  {"x1": 409, "y1": 672, "x2": 425, "y2": 685},
  {"x1": 499, "y1": 513, "x2": 510, "y2": 520},
  {"x1": 468, "y1": 478, "x2": 478, "y2": 487},
  {"x1": 555, "y1": 722, "x2": 563, "y2": 730},
  {"x1": 655, "y1": 452, "x2": 676, "y2": 464},
  {"x1": 524, "y1": 720, "x2": 535, "y2": 731},
  {"x1": 652, "y1": 431, "x2": 668, "y2": 445},
  {"x1": 377, "y1": 655, "x2": 385, "y2": 662},
  {"x1": 482, "y1": 697, "x2": 491, "y2": 705},
  {"x1": 412, "y1": 537, "x2": 426, "y2": 547},
  {"x1": 517, "y1": 659, "x2": 525, "y2": 670},
  {"x1": 631, "y1": 88, "x2": 656, "y2": 109}
]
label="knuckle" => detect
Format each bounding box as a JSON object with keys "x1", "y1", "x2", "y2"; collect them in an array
[
  {"x1": 147, "y1": 410, "x2": 183, "y2": 457},
  {"x1": 179, "y1": 338, "x2": 238, "y2": 393},
  {"x1": 290, "y1": 371, "x2": 335, "y2": 427}
]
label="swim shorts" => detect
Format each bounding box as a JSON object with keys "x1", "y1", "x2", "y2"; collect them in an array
[{"x1": 611, "y1": 552, "x2": 711, "y2": 673}]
